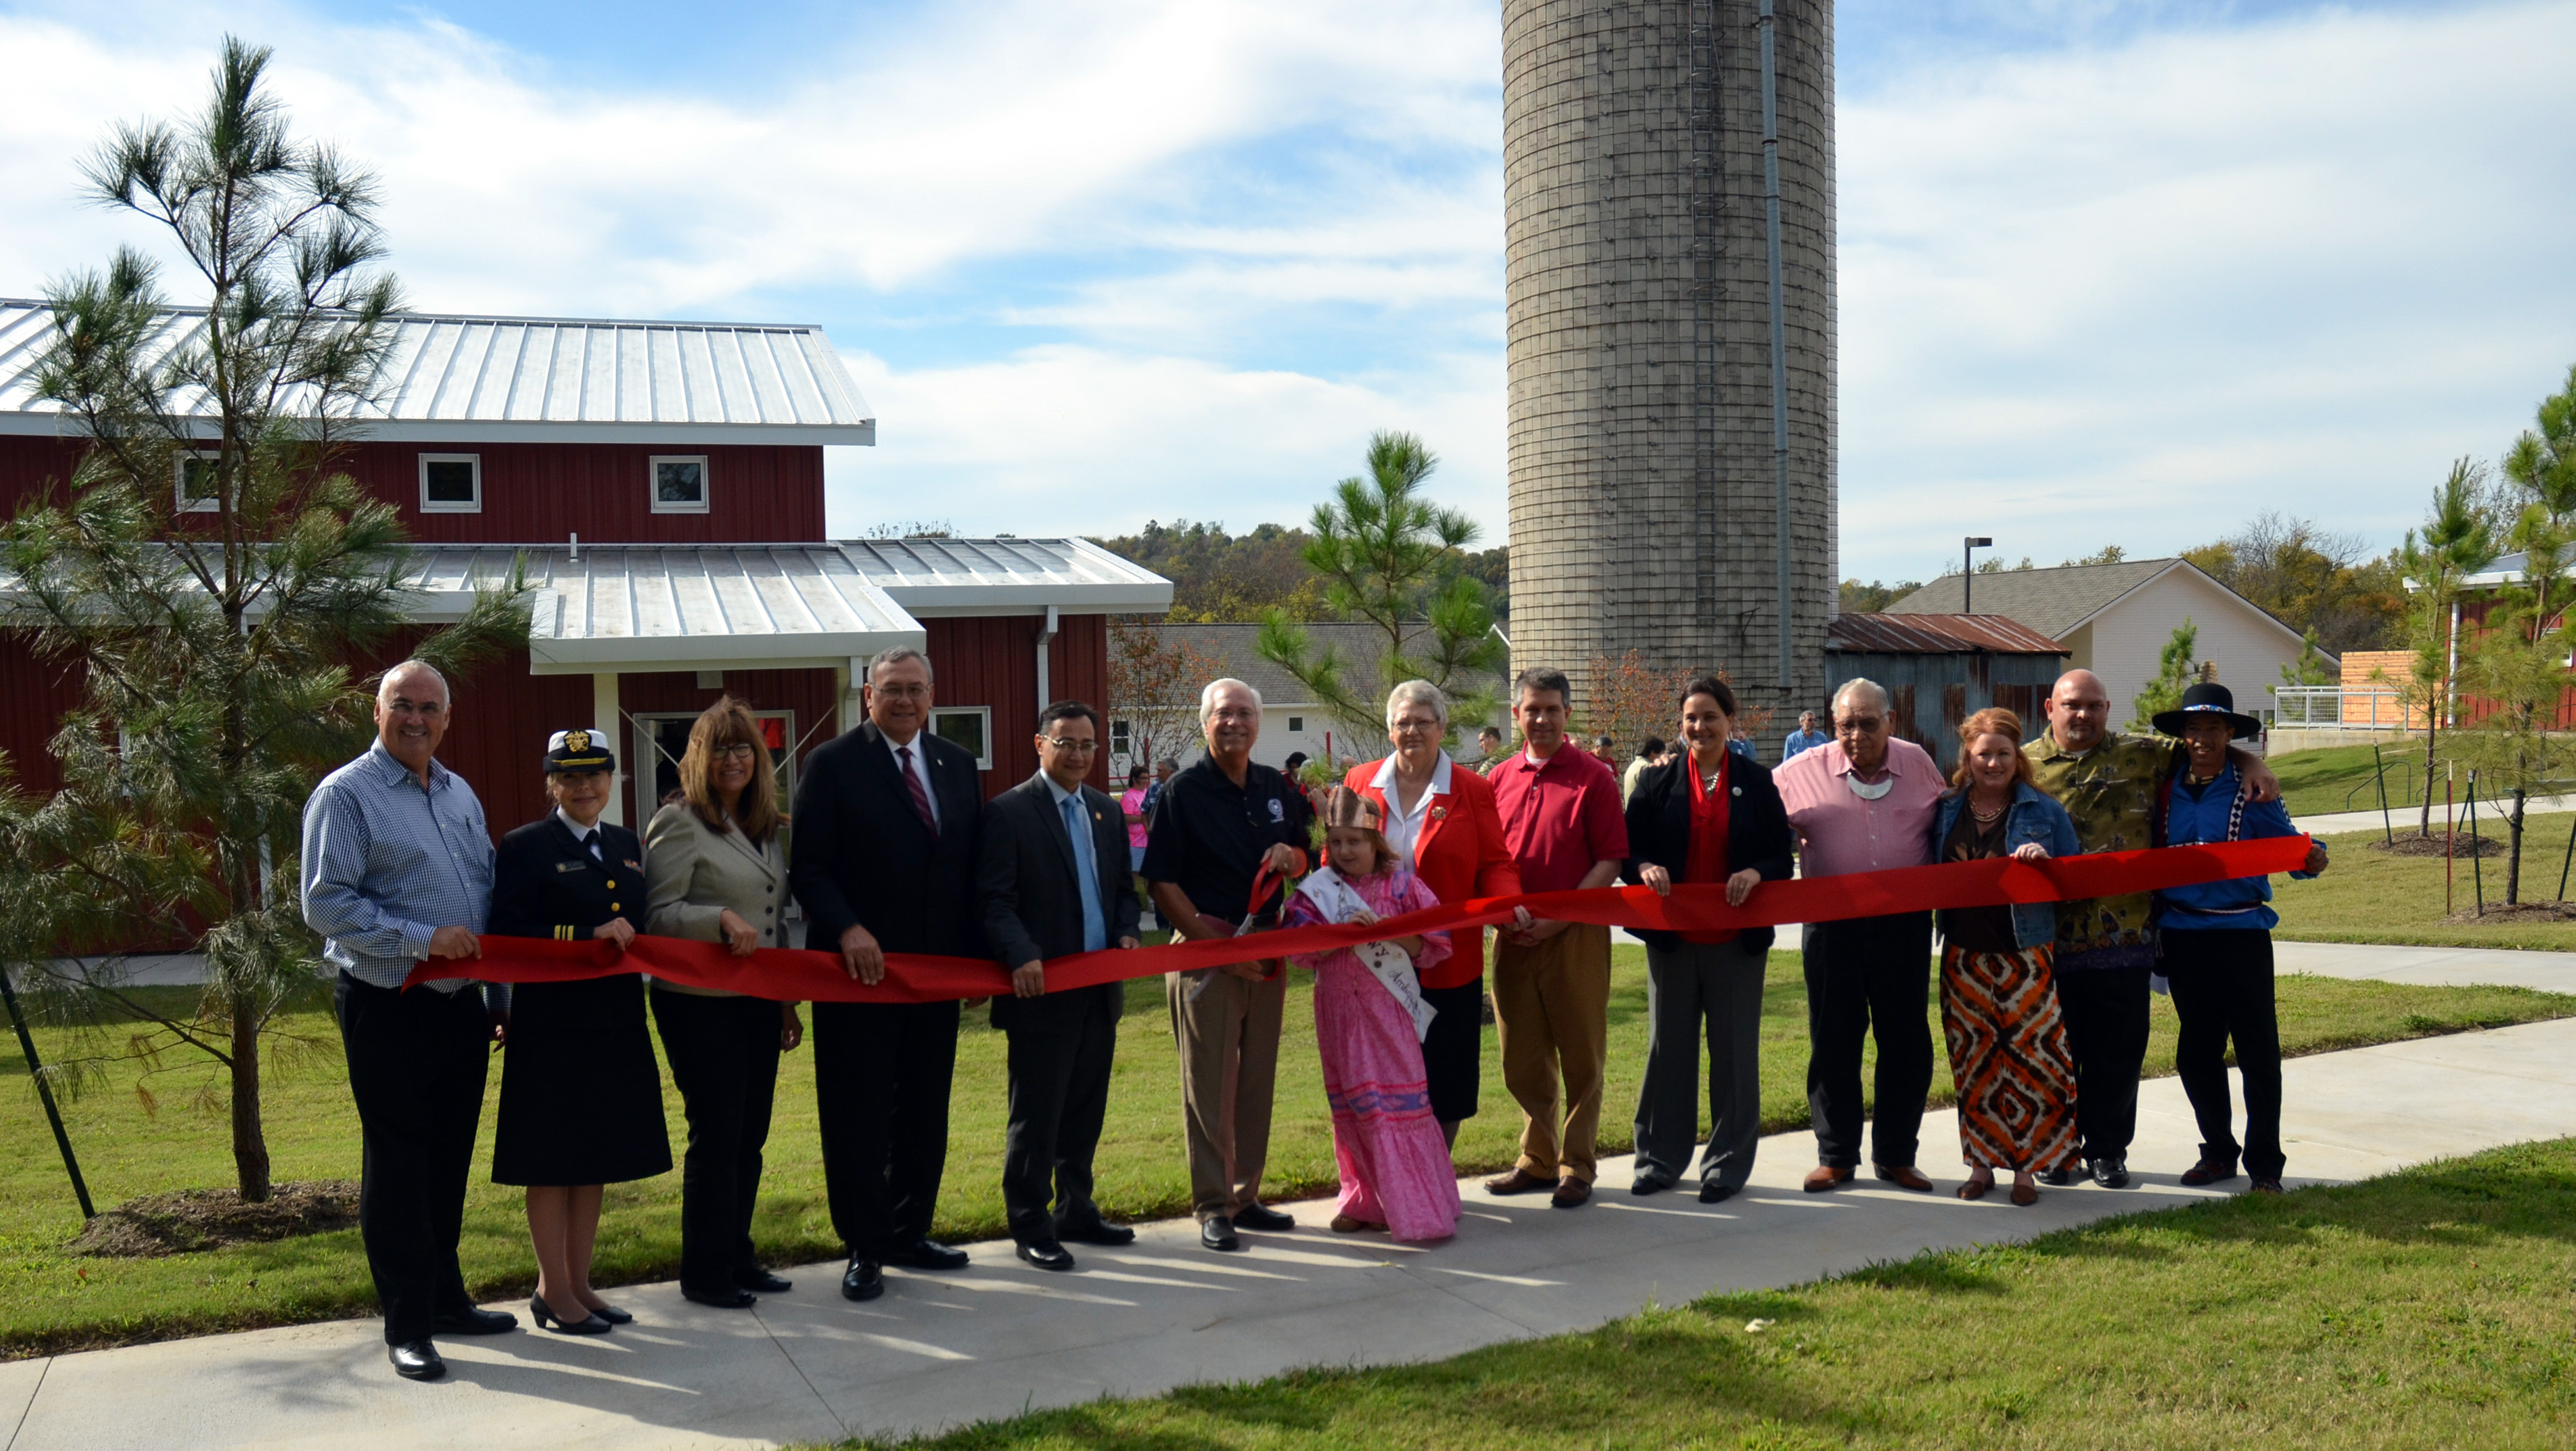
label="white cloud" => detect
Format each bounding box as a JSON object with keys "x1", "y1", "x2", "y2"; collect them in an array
[
  {"x1": 1837, "y1": 0, "x2": 2576, "y2": 581},
  {"x1": 825, "y1": 344, "x2": 1506, "y2": 542}
]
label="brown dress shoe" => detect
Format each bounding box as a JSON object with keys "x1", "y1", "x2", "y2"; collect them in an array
[
  {"x1": 1551, "y1": 1176, "x2": 1591, "y2": 1208},
  {"x1": 1802, "y1": 1165, "x2": 1854, "y2": 1193},
  {"x1": 1484, "y1": 1167, "x2": 1553, "y2": 1195},
  {"x1": 1873, "y1": 1164, "x2": 1934, "y2": 1192}
]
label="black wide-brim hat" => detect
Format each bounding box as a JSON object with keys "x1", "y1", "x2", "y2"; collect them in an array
[
  {"x1": 2152, "y1": 682, "x2": 2262, "y2": 741},
  {"x1": 543, "y1": 728, "x2": 617, "y2": 774}
]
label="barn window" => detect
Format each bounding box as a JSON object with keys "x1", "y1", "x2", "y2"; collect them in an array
[
  {"x1": 174, "y1": 452, "x2": 221, "y2": 513},
  {"x1": 931, "y1": 706, "x2": 992, "y2": 770},
  {"x1": 419, "y1": 454, "x2": 482, "y2": 512},
  {"x1": 650, "y1": 455, "x2": 710, "y2": 514}
]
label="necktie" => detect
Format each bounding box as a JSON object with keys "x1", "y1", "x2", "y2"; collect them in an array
[
  {"x1": 898, "y1": 745, "x2": 939, "y2": 839},
  {"x1": 1061, "y1": 794, "x2": 1107, "y2": 952},
  {"x1": 586, "y1": 833, "x2": 603, "y2": 863}
]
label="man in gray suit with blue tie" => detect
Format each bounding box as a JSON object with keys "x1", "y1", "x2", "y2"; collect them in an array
[{"x1": 976, "y1": 700, "x2": 1142, "y2": 1270}]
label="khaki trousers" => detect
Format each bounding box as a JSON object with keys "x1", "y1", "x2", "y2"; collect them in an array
[
  {"x1": 1166, "y1": 965, "x2": 1287, "y2": 1220},
  {"x1": 1492, "y1": 923, "x2": 1613, "y2": 1183}
]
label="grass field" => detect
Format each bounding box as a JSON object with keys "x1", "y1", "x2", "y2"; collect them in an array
[
  {"x1": 2274, "y1": 811, "x2": 2576, "y2": 949},
  {"x1": 837, "y1": 1137, "x2": 2576, "y2": 1450},
  {"x1": 2267, "y1": 737, "x2": 2575, "y2": 821},
  {"x1": 3, "y1": 944, "x2": 2570, "y2": 1358}
]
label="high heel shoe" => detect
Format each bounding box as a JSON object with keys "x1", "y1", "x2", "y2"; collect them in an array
[
  {"x1": 587, "y1": 1303, "x2": 634, "y2": 1325},
  {"x1": 531, "y1": 1293, "x2": 613, "y2": 1335}
]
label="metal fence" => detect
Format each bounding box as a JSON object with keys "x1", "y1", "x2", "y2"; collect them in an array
[{"x1": 2269, "y1": 685, "x2": 2409, "y2": 729}]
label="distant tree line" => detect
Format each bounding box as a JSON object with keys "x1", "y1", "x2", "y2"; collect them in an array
[
  {"x1": 1093, "y1": 519, "x2": 1508, "y2": 624},
  {"x1": 1838, "y1": 521, "x2": 2407, "y2": 654}
]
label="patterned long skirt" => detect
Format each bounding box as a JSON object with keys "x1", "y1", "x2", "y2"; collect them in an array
[
  {"x1": 1939, "y1": 944, "x2": 2082, "y2": 1173},
  {"x1": 1311, "y1": 957, "x2": 1462, "y2": 1241}
]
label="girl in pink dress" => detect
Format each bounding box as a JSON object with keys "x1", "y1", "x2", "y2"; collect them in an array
[{"x1": 1283, "y1": 788, "x2": 1461, "y2": 1241}]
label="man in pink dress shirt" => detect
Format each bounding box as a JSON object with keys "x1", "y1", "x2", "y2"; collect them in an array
[{"x1": 1772, "y1": 679, "x2": 1944, "y2": 1195}]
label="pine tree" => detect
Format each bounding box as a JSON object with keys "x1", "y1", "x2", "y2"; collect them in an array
[
  {"x1": 2131, "y1": 619, "x2": 2200, "y2": 729},
  {"x1": 1257, "y1": 431, "x2": 1508, "y2": 748},
  {"x1": 0, "y1": 38, "x2": 527, "y2": 1202}
]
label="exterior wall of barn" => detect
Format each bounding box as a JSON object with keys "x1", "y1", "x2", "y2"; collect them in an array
[
  {"x1": 919, "y1": 613, "x2": 1111, "y2": 796},
  {"x1": 0, "y1": 436, "x2": 826, "y2": 544},
  {"x1": 1822, "y1": 650, "x2": 2069, "y2": 753}
]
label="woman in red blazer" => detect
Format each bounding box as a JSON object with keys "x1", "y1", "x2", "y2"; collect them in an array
[{"x1": 1344, "y1": 681, "x2": 1524, "y2": 1147}]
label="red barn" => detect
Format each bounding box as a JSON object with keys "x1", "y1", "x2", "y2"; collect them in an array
[{"x1": 0, "y1": 300, "x2": 1172, "y2": 835}]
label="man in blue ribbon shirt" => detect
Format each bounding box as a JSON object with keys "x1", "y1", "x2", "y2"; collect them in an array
[
  {"x1": 2150, "y1": 682, "x2": 2328, "y2": 1197},
  {"x1": 301, "y1": 661, "x2": 514, "y2": 1381}
]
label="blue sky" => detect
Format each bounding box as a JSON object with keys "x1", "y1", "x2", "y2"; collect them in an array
[{"x1": 3, "y1": 0, "x2": 2571, "y2": 588}]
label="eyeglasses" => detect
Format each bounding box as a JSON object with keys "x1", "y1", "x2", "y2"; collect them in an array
[
  {"x1": 1834, "y1": 716, "x2": 1885, "y2": 733},
  {"x1": 1039, "y1": 735, "x2": 1099, "y2": 752},
  {"x1": 714, "y1": 743, "x2": 762, "y2": 762}
]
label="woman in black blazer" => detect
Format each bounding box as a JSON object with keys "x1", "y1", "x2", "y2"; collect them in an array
[
  {"x1": 1620, "y1": 675, "x2": 1795, "y2": 1204},
  {"x1": 489, "y1": 729, "x2": 671, "y2": 1335}
]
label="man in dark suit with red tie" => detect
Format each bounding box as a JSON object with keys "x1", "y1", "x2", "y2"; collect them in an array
[
  {"x1": 791, "y1": 646, "x2": 986, "y2": 1301},
  {"x1": 976, "y1": 700, "x2": 1142, "y2": 1270}
]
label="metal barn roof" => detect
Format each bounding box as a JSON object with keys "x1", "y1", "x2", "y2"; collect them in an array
[
  {"x1": 838, "y1": 537, "x2": 1174, "y2": 615},
  {"x1": 407, "y1": 544, "x2": 924, "y2": 675},
  {"x1": 0, "y1": 300, "x2": 875, "y2": 445},
  {"x1": 1826, "y1": 613, "x2": 2069, "y2": 655}
]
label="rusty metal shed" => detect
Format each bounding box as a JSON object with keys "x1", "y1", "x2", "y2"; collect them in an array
[{"x1": 1823, "y1": 613, "x2": 2071, "y2": 753}]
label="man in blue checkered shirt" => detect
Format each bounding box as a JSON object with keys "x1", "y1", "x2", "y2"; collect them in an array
[{"x1": 300, "y1": 660, "x2": 514, "y2": 1381}]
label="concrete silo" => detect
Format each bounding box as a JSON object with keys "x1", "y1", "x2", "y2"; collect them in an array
[{"x1": 1501, "y1": 0, "x2": 1837, "y2": 727}]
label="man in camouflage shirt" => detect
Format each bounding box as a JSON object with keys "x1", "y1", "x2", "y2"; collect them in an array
[{"x1": 2026, "y1": 669, "x2": 2277, "y2": 1188}]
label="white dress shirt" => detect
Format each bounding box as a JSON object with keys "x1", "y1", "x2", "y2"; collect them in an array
[{"x1": 1370, "y1": 749, "x2": 1453, "y2": 866}]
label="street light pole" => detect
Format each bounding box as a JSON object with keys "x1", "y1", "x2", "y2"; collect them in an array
[{"x1": 1963, "y1": 536, "x2": 1993, "y2": 615}]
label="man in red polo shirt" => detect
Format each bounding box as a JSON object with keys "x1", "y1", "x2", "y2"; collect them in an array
[{"x1": 1483, "y1": 667, "x2": 1630, "y2": 1208}]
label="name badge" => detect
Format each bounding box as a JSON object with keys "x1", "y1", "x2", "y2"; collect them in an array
[{"x1": 554, "y1": 861, "x2": 589, "y2": 873}]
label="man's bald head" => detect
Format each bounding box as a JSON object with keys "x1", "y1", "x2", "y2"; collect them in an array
[
  {"x1": 378, "y1": 660, "x2": 450, "y2": 707},
  {"x1": 2044, "y1": 668, "x2": 2110, "y2": 753}
]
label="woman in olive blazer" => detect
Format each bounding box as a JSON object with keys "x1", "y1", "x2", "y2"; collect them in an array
[{"x1": 643, "y1": 698, "x2": 802, "y2": 1310}]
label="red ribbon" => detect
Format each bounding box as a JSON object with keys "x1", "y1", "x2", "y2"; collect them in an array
[{"x1": 407, "y1": 836, "x2": 2312, "y2": 1003}]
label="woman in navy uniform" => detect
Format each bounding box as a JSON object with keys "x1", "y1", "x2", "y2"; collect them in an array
[{"x1": 489, "y1": 729, "x2": 671, "y2": 1334}]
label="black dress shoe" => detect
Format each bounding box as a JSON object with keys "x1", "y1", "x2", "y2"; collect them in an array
[
  {"x1": 1057, "y1": 1218, "x2": 1137, "y2": 1247},
  {"x1": 1698, "y1": 1181, "x2": 1740, "y2": 1204},
  {"x1": 2088, "y1": 1156, "x2": 2132, "y2": 1189},
  {"x1": 431, "y1": 1305, "x2": 518, "y2": 1335},
  {"x1": 888, "y1": 1238, "x2": 971, "y2": 1271},
  {"x1": 1232, "y1": 1202, "x2": 1295, "y2": 1232},
  {"x1": 530, "y1": 1293, "x2": 611, "y2": 1335},
  {"x1": 1016, "y1": 1239, "x2": 1075, "y2": 1272},
  {"x1": 841, "y1": 1258, "x2": 884, "y2": 1302},
  {"x1": 1201, "y1": 1215, "x2": 1241, "y2": 1252},
  {"x1": 2037, "y1": 1167, "x2": 2082, "y2": 1187},
  {"x1": 682, "y1": 1284, "x2": 760, "y2": 1309},
  {"x1": 1630, "y1": 1172, "x2": 1676, "y2": 1196},
  {"x1": 735, "y1": 1268, "x2": 793, "y2": 1293},
  {"x1": 2178, "y1": 1158, "x2": 2239, "y2": 1187},
  {"x1": 588, "y1": 1303, "x2": 634, "y2": 1325},
  {"x1": 388, "y1": 1339, "x2": 446, "y2": 1381}
]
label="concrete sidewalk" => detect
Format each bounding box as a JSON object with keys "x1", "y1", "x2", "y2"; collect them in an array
[
  {"x1": 2292, "y1": 792, "x2": 2576, "y2": 838},
  {"x1": 2274, "y1": 939, "x2": 2576, "y2": 992},
  {"x1": 9, "y1": 1014, "x2": 2575, "y2": 1451}
]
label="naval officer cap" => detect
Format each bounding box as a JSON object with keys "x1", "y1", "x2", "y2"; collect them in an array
[{"x1": 543, "y1": 728, "x2": 617, "y2": 774}]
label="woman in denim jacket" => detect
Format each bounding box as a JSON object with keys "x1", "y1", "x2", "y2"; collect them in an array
[{"x1": 1926, "y1": 708, "x2": 2085, "y2": 1206}]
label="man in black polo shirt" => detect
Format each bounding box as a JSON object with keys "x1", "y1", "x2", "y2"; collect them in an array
[{"x1": 1143, "y1": 677, "x2": 1314, "y2": 1252}]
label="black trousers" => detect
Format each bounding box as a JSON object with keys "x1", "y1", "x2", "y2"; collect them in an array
[
  {"x1": 814, "y1": 999, "x2": 960, "y2": 1259},
  {"x1": 2055, "y1": 965, "x2": 2152, "y2": 1162},
  {"x1": 1418, "y1": 980, "x2": 1485, "y2": 1126},
  {"x1": 650, "y1": 988, "x2": 781, "y2": 1296},
  {"x1": 1002, "y1": 1004, "x2": 1118, "y2": 1243},
  {"x1": 334, "y1": 973, "x2": 491, "y2": 1345},
  {"x1": 2163, "y1": 930, "x2": 2285, "y2": 1179},
  {"x1": 1634, "y1": 937, "x2": 1767, "y2": 1189},
  {"x1": 1802, "y1": 912, "x2": 1933, "y2": 1169}
]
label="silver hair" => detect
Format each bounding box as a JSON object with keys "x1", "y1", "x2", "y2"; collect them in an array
[
  {"x1": 378, "y1": 660, "x2": 450, "y2": 705},
  {"x1": 1384, "y1": 679, "x2": 1448, "y2": 729},
  {"x1": 867, "y1": 646, "x2": 933, "y2": 684},
  {"x1": 1200, "y1": 677, "x2": 1262, "y2": 723},
  {"x1": 1832, "y1": 677, "x2": 1892, "y2": 715}
]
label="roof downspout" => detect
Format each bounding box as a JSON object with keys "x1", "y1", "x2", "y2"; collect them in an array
[{"x1": 1036, "y1": 604, "x2": 1059, "y2": 712}]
